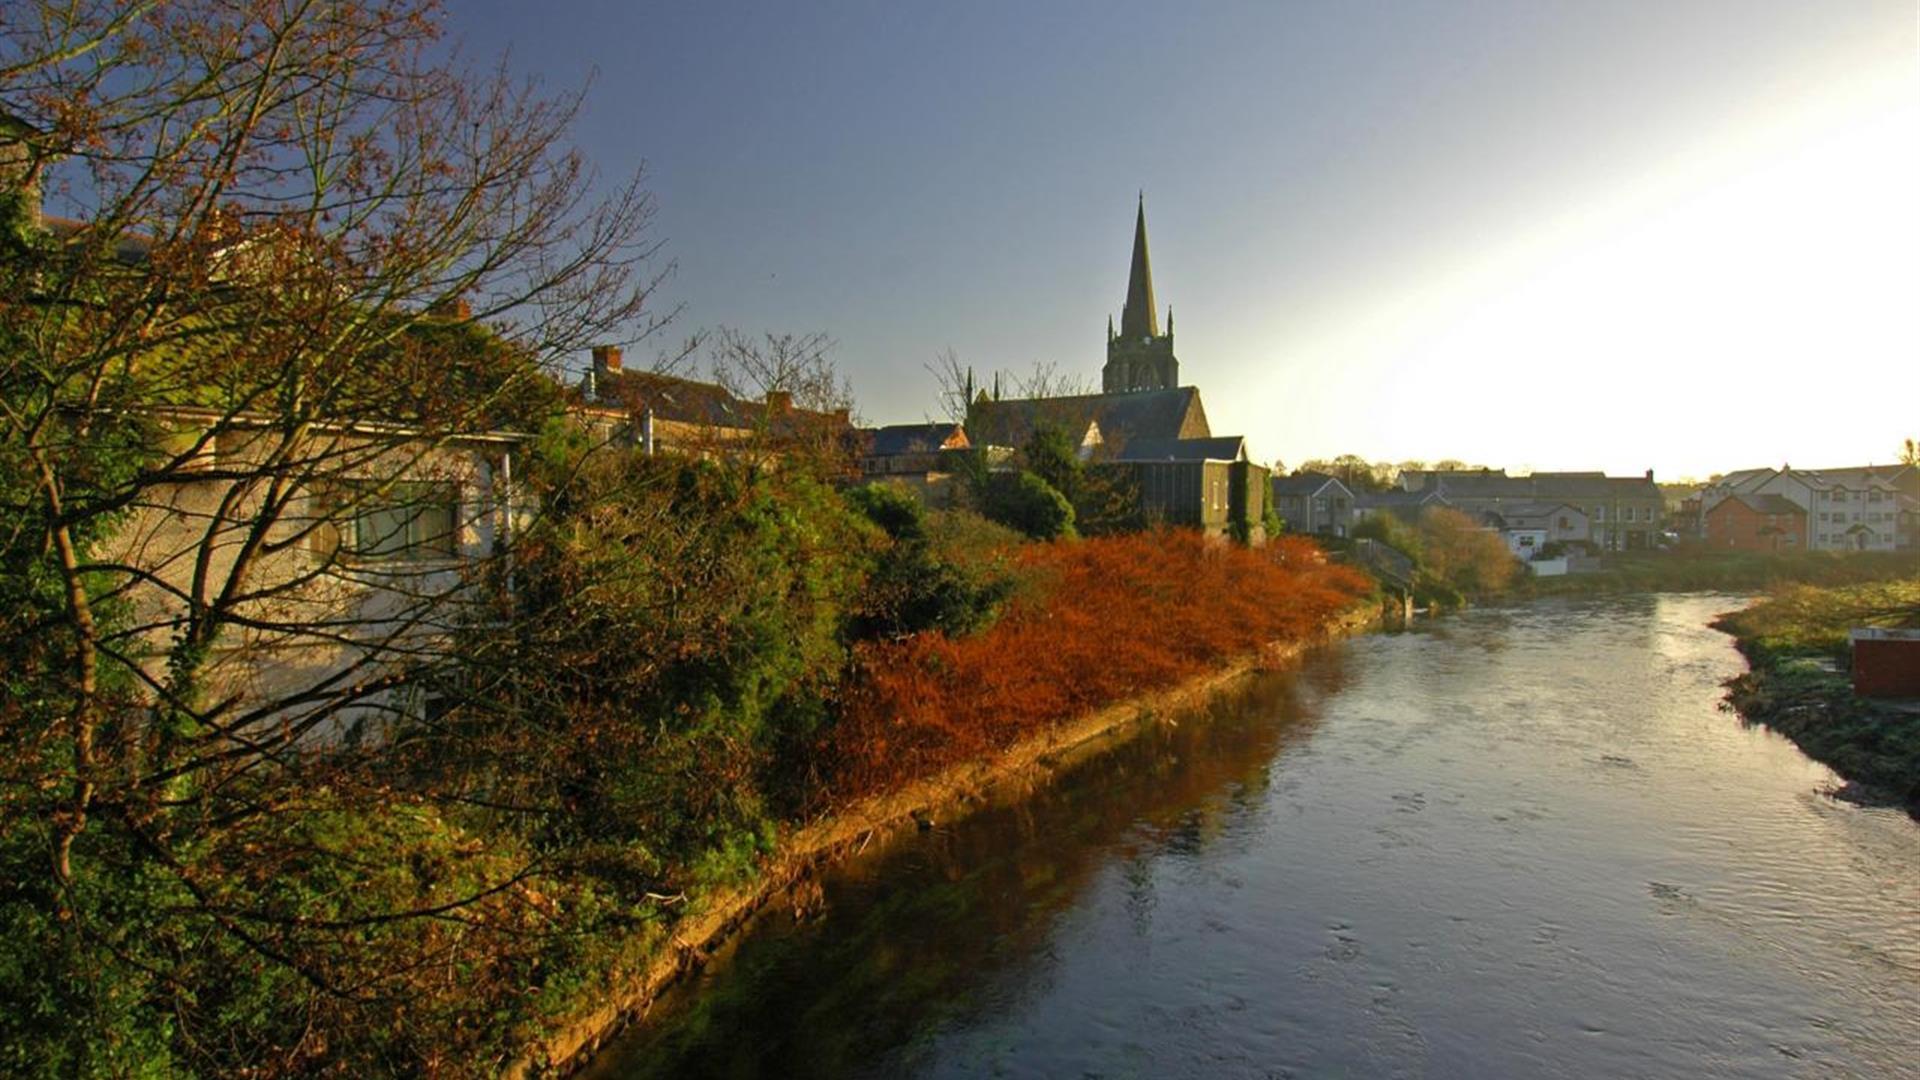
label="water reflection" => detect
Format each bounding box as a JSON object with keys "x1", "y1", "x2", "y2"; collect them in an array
[{"x1": 588, "y1": 597, "x2": 1920, "y2": 1079}]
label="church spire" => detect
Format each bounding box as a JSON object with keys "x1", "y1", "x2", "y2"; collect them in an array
[{"x1": 1120, "y1": 192, "x2": 1159, "y2": 340}]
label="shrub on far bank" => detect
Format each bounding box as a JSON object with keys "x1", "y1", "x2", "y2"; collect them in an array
[
  {"x1": 981, "y1": 470, "x2": 1077, "y2": 541},
  {"x1": 823, "y1": 530, "x2": 1372, "y2": 801},
  {"x1": 848, "y1": 484, "x2": 1031, "y2": 640},
  {"x1": 1352, "y1": 507, "x2": 1518, "y2": 604}
]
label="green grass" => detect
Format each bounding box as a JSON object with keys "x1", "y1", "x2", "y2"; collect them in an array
[
  {"x1": 1532, "y1": 550, "x2": 1920, "y2": 596},
  {"x1": 1715, "y1": 578, "x2": 1920, "y2": 808}
]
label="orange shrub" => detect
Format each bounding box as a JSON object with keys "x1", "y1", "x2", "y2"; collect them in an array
[{"x1": 821, "y1": 530, "x2": 1372, "y2": 800}]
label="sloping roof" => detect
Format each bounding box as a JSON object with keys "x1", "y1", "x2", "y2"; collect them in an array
[
  {"x1": 867, "y1": 422, "x2": 966, "y2": 456},
  {"x1": 1355, "y1": 489, "x2": 1450, "y2": 508},
  {"x1": 1272, "y1": 471, "x2": 1349, "y2": 497},
  {"x1": 1714, "y1": 494, "x2": 1806, "y2": 517},
  {"x1": 1406, "y1": 468, "x2": 1660, "y2": 501},
  {"x1": 599, "y1": 369, "x2": 846, "y2": 435},
  {"x1": 968, "y1": 386, "x2": 1208, "y2": 449},
  {"x1": 43, "y1": 215, "x2": 159, "y2": 265},
  {"x1": 1714, "y1": 467, "x2": 1778, "y2": 492},
  {"x1": 1791, "y1": 465, "x2": 1913, "y2": 490},
  {"x1": 1116, "y1": 435, "x2": 1246, "y2": 463}
]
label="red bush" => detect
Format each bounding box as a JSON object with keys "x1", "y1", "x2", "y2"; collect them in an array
[{"x1": 822, "y1": 530, "x2": 1372, "y2": 800}]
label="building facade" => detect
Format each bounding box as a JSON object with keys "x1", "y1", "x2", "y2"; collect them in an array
[
  {"x1": 1704, "y1": 493, "x2": 1806, "y2": 552},
  {"x1": 1271, "y1": 472, "x2": 1355, "y2": 537}
]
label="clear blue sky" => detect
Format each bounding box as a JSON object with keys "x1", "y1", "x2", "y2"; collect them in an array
[{"x1": 460, "y1": 1, "x2": 1916, "y2": 479}]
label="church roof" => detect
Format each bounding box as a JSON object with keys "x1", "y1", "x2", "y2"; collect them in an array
[
  {"x1": 968, "y1": 386, "x2": 1208, "y2": 450},
  {"x1": 1119, "y1": 194, "x2": 1159, "y2": 340},
  {"x1": 1114, "y1": 435, "x2": 1247, "y2": 463}
]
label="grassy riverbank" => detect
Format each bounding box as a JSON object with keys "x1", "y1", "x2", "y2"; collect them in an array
[
  {"x1": 1714, "y1": 578, "x2": 1920, "y2": 808},
  {"x1": 1533, "y1": 550, "x2": 1920, "y2": 596}
]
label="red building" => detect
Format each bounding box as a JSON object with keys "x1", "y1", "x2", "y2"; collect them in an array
[{"x1": 1704, "y1": 494, "x2": 1806, "y2": 552}]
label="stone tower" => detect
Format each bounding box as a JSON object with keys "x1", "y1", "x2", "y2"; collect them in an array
[{"x1": 1102, "y1": 194, "x2": 1178, "y2": 394}]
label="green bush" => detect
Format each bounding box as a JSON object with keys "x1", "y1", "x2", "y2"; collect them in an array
[
  {"x1": 982, "y1": 470, "x2": 1077, "y2": 541},
  {"x1": 847, "y1": 490, "x2": 1026, "y2": 641}
]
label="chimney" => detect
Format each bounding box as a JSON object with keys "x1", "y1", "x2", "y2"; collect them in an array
[
  {"x1": 428, "y1": 296, "x2": 472, "y2": 320},
  {"x1": 831, "y1": 407, "x2": 850, "y2": 428},
  {"x1": 765, "y1": 389, "x2": 792, "y2": 415},
  {"x1": 591, "y1": 345, "x2": 623, "y2": 382},
  {"x1": 1645, "y1": 469, "x2": 1654, "y2": 481}
]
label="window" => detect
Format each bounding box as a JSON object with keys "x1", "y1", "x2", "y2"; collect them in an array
[
  {"x1": 347, "y1": 481, "x2": 459, "y2": 560},
  {"x1": 1869, "y1": 490, "x2": 1884, "y2": 503},
  {"x1": 1558, "y1": 516, "x2": 1570, "y2": 530},
  {"x1": 1594, "y1": 507, "x2": 1606, "y2": 522}
]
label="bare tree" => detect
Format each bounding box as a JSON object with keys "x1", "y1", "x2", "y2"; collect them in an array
[
  {"x1": 707, "y1": 326, "x2": 853, "y2": 414},
  {"x1": 1, "y1": 1, "x2": 674, "y2": 1071},
  {"x1": 924, "y1": 345, "x2": 975, "y2": 424},
  {"x1": 1009, "y1": 359, "x2": 1093, "y2": 399}
]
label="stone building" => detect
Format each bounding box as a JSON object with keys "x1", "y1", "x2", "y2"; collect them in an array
[{"x1": 1103, "y1": 194, "x2": 1179, "y2": 394}]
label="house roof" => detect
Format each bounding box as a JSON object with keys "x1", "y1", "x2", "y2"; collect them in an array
[
  {"x1": 866, "y1": 422, "x2": 967, "y2": 456},
  {"x1": 1790, "y1": 465, "x2": 1913, "y2": 491},
  {"x1": 1406, "y1": 468, "x2": 1660, "y2": 501},
  {"x1": 1115, "y1": 435, "x2": 1246, "y2": 463},
  {"x1": 596, "y1": 368, "x2": 847, "y2": 435},
  {"x1": 1717, "y1": 494, "x2": 1805, "y2": 516},
  {"x1": 1355, "y1": 489, "x2": 1449, "y2": 508},
  {"x1": 1272, "y1": 471, "x2": 1350, "y2": 497},
  {"x1": 1497, "y1": 502, "x2": 1586, "y2": 521},
  {"x1": 968, "y1": 386, "x2": 1208, "y2": 450}
]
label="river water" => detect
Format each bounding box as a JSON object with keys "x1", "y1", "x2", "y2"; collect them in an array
[{"x1": 586, "y1": 595, "x2": 1920, "y2": 1079}]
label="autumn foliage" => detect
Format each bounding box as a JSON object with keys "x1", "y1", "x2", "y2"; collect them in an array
[{"x1": 824, "y1": 531, "x2": 1372, "y2": 798}]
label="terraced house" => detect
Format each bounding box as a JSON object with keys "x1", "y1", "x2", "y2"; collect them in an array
[{"x1": 1398, "y1": 469, "x2": 1665, "y2": 551}]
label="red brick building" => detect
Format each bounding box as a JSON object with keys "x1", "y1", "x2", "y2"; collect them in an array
[{"x1": 1704, "y1": 493, "x2": 1806, "y2": 552}]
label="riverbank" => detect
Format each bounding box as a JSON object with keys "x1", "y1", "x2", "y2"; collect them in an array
[
  {"x1": 1714, "y1": 578, "x2": 1920, "y2": 810},
  {"x1": 1533, "y1": 550, "x2": 1920, "y2": 596},
  {"x1": 511, "y1": 601, "x2": 1382, "y2": 1077}
]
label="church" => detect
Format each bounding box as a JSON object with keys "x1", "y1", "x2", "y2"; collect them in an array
[
  {"x1": 963, "y1": 196, "x2": 1271, "y2": 539},
  {"x1": 967, "y1": 195, "x2": 1213, "y2": 454}
]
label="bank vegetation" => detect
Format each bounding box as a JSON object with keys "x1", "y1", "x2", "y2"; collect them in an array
[{"x1": 1716, "y1": 579, "x2": 1920, "y2": 810}]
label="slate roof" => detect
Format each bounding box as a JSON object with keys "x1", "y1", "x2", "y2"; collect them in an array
[
  {"x1": 598, "y1": 369, "x2": 845, "y2": 435},
  {"x1": 1718, "y1": 494, "x2": 1805, "y2": 516},
  {"x1": 1404, "y1": 469, "x2": 1660, "y2": 502},
  {"x1": 1498, "y1": 502, "x2": 1584, "y2": 520},
  {"x1": 1790, "y1": 465, "x2": 1913, "y2": 490},
  {"x1": 968, "y1": 386, "x2": 1208, "y2": 450},
  {"x1": 1355, "y1": 489, "x2": 1450, "y2": 508},
  {"x1": 866, "y1": 423, "x2": 967, "y2": 456},
  {"x1": 1115, "y1": 435, "x2": 1246, "y2": 463},
  {"x1": 1271, "y1": 471, "x2": 1349, "y2": 497}
]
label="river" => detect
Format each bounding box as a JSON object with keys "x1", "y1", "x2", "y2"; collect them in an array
[{"x1": 584, "y1": 594, "x2": 1920, "y2": 1079}]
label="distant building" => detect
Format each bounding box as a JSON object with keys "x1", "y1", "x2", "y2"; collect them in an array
[
  {"x1": 850, "y1": 422, "x2": 975, "y2": 507},
  {"x1": 578, "y1": 346, "x2": 852, "y2": 461},
  {"x1": 966, "y1": 385, "x2": 1209, "y2": 455},
  {"x1": 1271, "y1": 472, "x2": 1355, "y2": 537},
  {"x1": 1400, "y1": 469, "x2": 1663, "y2": 550},
  {"x1": 1352, "y1": 488, "x2": 1451, "y2": 525},
  {"x1": 1704, "y1": 493, "x2": 1806, "y2": 553},
  {"x1": 858, "y1": 422, "x2": 970, "y2": 475},
  {"x1": 1481, "y1": 502, "x2": 1590, "y2": 558},
  {"x1": 1696, "y1": 464, "x2": 1915, "y2": 552},
  {"x1": 1101, "y1": 435, "x2": 1266, "y2": 539}
]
